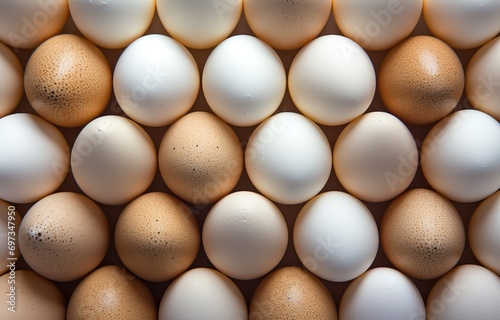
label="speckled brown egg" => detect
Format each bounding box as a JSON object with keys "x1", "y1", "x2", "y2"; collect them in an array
[
  {"x1": 67, "y1": 265, "x2": 157, "y2": 320},
  {"x1": 378, "y1": 35, "x2": 464, "y2": 125},
  {"x1": 249, "y1": 266, "x2": 338, "y2": 320},
  {"x1": 158, "y1": 111, "x2": 243, "y2": 205},
  {"x1": 18, "y1": 192, "x2": 109, "y2": 282},
  {"x1": 244, "y1": 0, "x2": 332, "y2": 50},
  {"x1": 115, "y1": 192, "x2": 200, "y2": 282},
  {"x1": 24, "y1": 34, "x2": 112, "y2": 127},
  {"x1": 381, "y1": 188, "x2": 465, "y2": 280}
]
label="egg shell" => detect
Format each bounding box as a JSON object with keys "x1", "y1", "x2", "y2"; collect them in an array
[
  {"x1": 202, "y1": 191, "x2": 288, "y2": 280},
  {"x1": 156, "y1": 0, "x2": 243, "y2": 49},
  {"x1": 159, "y1": 267, "x2": 248, "y2": 320},
  {"x1": 68, "y1": 0, "x2": 155, "y2": 49},
  {"x1": 71, "y1": 115, "x2": 157, "y2": 205},
  {"x1": 293, "y1": 191, "x2": 379, "y2": 282},
  {"x1": 0, "y1": 42, "x2": 23, "y2": 117},
  {"x1": 0, "y1": 270, "x2": 66, "y2": 320},
  {"x1": 114, "y1": 34, "x2": 200, "y2": 127},
  {"x1": 115, "y1": 192, "x2": 200, "y2": 282},
  {"x1": 24, "y1": 34, "x2": 112, "y2": 127},
  {"x1": 0, "y1": 200, "x2": 21, "y2": 275},
  {"x1": 202, "y1": 35, "x2": 286, "y2": 127},
  {"x1": 67, "y1": 265, "x2": 157, "y2": 320},
  {"x1": 421, "y1": 109, "x2": 500, "y2": 203},
  {"x1": 0, "y1": 113, "x2": 69, "y2": 204},
  {"x1": 158, "y1": 111, "x2": 243, "y2": 205},
  {"x1": 249, "y1": 266, "x2": 337, "y2": 320}
]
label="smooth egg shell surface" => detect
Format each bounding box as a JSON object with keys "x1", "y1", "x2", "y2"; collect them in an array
[
  {"x1": 0, "y1": 200, "x2": 21, "y2": 274},
  {"x1": 0, "y1": 42, "x2": 23, "y2": 117}
]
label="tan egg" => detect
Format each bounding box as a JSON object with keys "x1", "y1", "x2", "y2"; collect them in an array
[
  {"x1": 378, "y1": 35, "x2": 464, "y2": 125},
  {"x1": 18, "y1": 192, "x2": 109, "y2": 282},
  {"x1": 381, "y1": 188, "x2": 465, "y2": 280},
  {"x1": 0, "y1": 270, "x2": 66, "y2": 319},
  {"x1": 249, "y1": 266, "x2": 337, "y2": 320},
  {"x1": 158, "y1": 111, "x2": 243, "y2": 205},
  {"x1": 244, "y1": 0, "x2": 332, "y2": 50},
  {"x1": 67, "y1": 265, "x2": 157, "y2": 320},
  {"x1": 115, "y1": 192, "x2": 200, "y2": 282},
  {"x1": 0, "y1": 200, "x2": 21, "y2": 275},
  {"x1": 24, "y1": 34, "x2": 112, "y2": 127}
]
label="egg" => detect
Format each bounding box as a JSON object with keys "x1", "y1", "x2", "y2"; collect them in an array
[
  {"x1": 421, "y1": 109, "x2": 500, "y2": 203},
  {"x1": 0, "y1": 0, "x2": 69, "y2": 49},
  {"x1": 333, "y1": 0, "x2": 423, "y2": 51},
  {"x1": 158, "y1": 111, "x2": 243, "y2": 205},
  {"x1": 159, "y1": 267, "x2": 248, "y2": 320},
  {"x1": 378, "y1": 35, "x2": 464, "y2": 125},
  {"x1": 0, "y1": 200, "x2": 21, "y2": 275},
  {"x1": 67, "y1": 265, "x2": 157, "y2": 320},
  {"x1": 202, "y1": 35, "x2": 286, "y2": 127},
  {"x1": 71, "y1": 115, "x2": 157, "y2": 205},
  {"x1": 156, "y1": 0, "x2": 243, "y2": 49},
  {"x1": 0, "y1": 113, "x2": 69, "y2": 204},
  {"x1": 288, "y1": 35, "x2": 376, "y2": 126},
  {"x1": 333, "y1": 111, "x2": 418, "y2": 202},
  {"x1": 381, "y1": 188, "x2": 465, "y2": 280},
  {"x1": 426, "y1": 264, "x2": 500, "y2": 320},
  {"x1": 339, "y1": 267, "x2": 426, "y2": 320},
  {"x1": 0, "y1": 42, "x2": 23, "y2": 117},
  {"x1": 423, "y1": 0, "x2": 500, "y2": 49},
  {"x1": 202, "y1": 191, "x2": 288, "y2": 280},
  {"x1": 18, "y1": 192, "x2": 109, "y2": 281},
  {"x1": 115, "y1": 192, "x2": 200, "y2": 282},
  {"x1": 243, "y1": 0, "x2": 332, "y2": 50},
  {"x1": 0, "y1": 270, "x2": 66, "y2": 319},
  {"x1": 469, "y1": 191, "x2": 500, "y2": 275},
  {"x1": 68, "y1": 0, "x2": 155, "y2": 49},
  {"x1": 293, "y1": 191, "x2": 379, "y2": 282},
  {"x1": 114, "y1": 34, "x2": 200, "y2": 127},
  {"x1": 465, "y1": 36, "x2": 500, "y2": 121},
  {"x1": 249, "y1": 266, "x2": 337, "y2": 320},
  {"x1": 245, "y1": 112, "x2": 332, "y2": 205}
]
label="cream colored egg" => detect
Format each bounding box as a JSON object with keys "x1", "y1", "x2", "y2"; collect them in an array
[
  {"x1": 381, "y1": 188, "x2": 465, "y2": 280},
  {"x1": 249, "y1": 266, "x2": 337, "y2": 320},
  {"x1": 71, "y1": 115, "x2": 157, "y2": 206},
  {"x1": 19, "y1": 192, "x2": 109, "y2": 282},
  {"x1": 0, "y1": 42, "x2": 23, "y2": 117},
  {"x1": 115, "y1": 192, "x2": 200, "y2": 282},
  {"x1": 0, "y1": 270, "x2": 66, "y2": 319},
  {"x1": 158, "y1": 111, "x2": 243, "y2": 205},
  {"x1": 0, "y1": 200, "x2": 21, "y2": 275},
  {"x1": 67, "y1": 265, "x2": 157, "y2": 320},
  {"x1": 24, "y1": 34, "x2": 112, "y2": 127}
]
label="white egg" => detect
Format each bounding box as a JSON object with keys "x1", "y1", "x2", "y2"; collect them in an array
[
  {"x1": 0, "y1": 42, "x2": 23, "y2": 117},
  {"x1": 203, "y1": 35, "x2": 286, "y2": 127},
  {"x1": 159, "y1": 267, "x2": 248, "y2": 320},
  {"x1": 426, "y1": 264, "x2": 500, "y2": 320},
  {"x1": 156, "y1": 0, "x2": 242, "y2": 49},
  {"x1": 421, "y1": 109, "x2": 500, "y2": 203},
  {"x1": 245, "y1": 112, "x2": 332, "y2": 205},
  {"x1": 68, "y1": 0, "x2": 155, "y2": 49},
  {"x1": 334, "y1": 0, "x2": 423, "y2": 50},
  {"x1": 202, "y1": 191, "x2": 288, "y2": 280},
  {"x1": 71, "y1": 115, "x2": 157, "y2": 205},
  {"x1": 289, "y1": 35, "x2": 376, "y2": 126},
  {"x1": 114, "y1": 35, "x2": 199, "y2": 127},
  {"x1": 339, "y1": 267, "x2": 426, "y2": 320},
  {"x1": 423, "y1": 0, "x2": 500, "y2": 49},
  {"x1": 0, "y1": 113, "x2": 69, "y2": 204},
  {"x1": 293, "y1": 191, "x2": 379, "y2": 282}
]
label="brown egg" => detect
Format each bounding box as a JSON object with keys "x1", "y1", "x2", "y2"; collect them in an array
[
  {"x1": 67, "y1": 265, "x2": 157, "y2": 320},
  {"x1": 18, "y1": 192, "x2": 109, "y2": 282},
  {"x1": 115, "y1": 192, "x2": 200, "y2": 282},
  {"x1": 378, "y1": 35, "x2": 464, "y2": 125},
  {"x1": 381, "y1": 188, "x2": 465, "y2": 280},
  {"x1": 0, "y1": 270, "x2": 66, "y2": 320},
  {"x1": 244, "y1": 0, "x2": 332, "y2": 50},
  {"x1": 249, "y1": 266, "x2": 338, "y2": 320},
  {"x1": 24, "y1": 34, "x2": 112, "y2": 127},
  {"x1": 158, "y1": 111, "x2": 243, "y2": 205}
]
